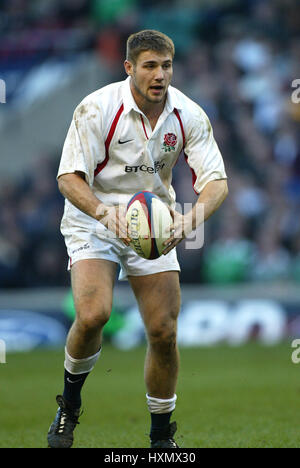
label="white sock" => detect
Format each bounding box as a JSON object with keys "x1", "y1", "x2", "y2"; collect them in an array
[
  {"x1": 146, "y1": 393, "x2": 177, "y2": 414},
  {"x1": 64, "y1": 347, "x2": 101, "y2": 375}
]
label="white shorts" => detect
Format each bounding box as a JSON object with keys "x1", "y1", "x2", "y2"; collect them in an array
[{"x1": 63, "y1": 226, "x2": 181, "y2": 281}]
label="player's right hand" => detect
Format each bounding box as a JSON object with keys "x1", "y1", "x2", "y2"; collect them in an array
[{"x1": 96, "y1": 204, "x2": 131, "y2": 246}]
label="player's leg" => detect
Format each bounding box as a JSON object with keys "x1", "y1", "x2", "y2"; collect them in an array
[
  {"x1": 62, "y1": 258, "x2": 117, "y2": 406},
  {"x1": 128, "y1": 271, "x2": 181, "y2": 447},
  {"x1": 129, "y1": 271, "x2": 181, "y2": 398},
  {"x1": 67, "y1": 258, "x2": 117, "y2": 359},
  {"x1": 48, "y1": 258, "x2": 118, "y2": 448}
]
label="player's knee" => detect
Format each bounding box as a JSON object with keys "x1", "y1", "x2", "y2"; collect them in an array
[
  {"x1": 76, "y1": 306, "x2": 111, "y2": 334},
  {"x1": 147, "y1": 320, "x2": 177, "y2": 351}
]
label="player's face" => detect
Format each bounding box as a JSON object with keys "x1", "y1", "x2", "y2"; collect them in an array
[{"x1": 125, "y1": 50, "x2": 173, "y2": 107}]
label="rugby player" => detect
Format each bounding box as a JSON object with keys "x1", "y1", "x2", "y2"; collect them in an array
[{"x1": 47, "y1": 29, "x2": 228, "y2": 448}]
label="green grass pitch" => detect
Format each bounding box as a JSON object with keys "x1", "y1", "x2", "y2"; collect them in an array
[{"x1": 0, "y1": 342, "x2": 299, "y2": 448}]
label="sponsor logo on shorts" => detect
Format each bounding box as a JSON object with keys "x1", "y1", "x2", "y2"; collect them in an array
[
  {"x1": 125, "y1": 161, "x2": 165, "y2": 174},
  {"x1": 71, "y1": 243, "x2": 90, "y2": 255}
]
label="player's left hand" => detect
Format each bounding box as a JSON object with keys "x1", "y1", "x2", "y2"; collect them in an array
[{"x1": 162, "y1": 209, "x2": 193, "y2": 255}]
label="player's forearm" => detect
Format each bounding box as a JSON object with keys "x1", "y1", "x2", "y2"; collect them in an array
[
  {"x1": 191, "y1": 179, "x2": 228, "y2": 229},
  {"x1": 57, "y1": 172, "x2": 105, "y2": 221}
]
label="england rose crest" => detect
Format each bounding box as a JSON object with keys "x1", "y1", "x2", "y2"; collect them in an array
[{"x1": 162, "y1": 133, "x2": 177, "y2": 152}]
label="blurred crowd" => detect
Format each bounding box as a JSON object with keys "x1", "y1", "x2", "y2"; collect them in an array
[
  {"x1": 0, "y1": 157, "x2": 68, "y2": 287},
  {"x1": 0, "y1": 0, "x2": 300, "y2": 286}
]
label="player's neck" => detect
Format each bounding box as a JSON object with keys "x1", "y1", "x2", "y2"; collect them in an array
[
  {"x1": 130, "y1": 81, "x2": 166, "y2": 129},
  {"x1": 138, "y1": 100, "x2": 166, "y2": 131},
  {"x1": 145, "y1": 104, "x2": 165, "y2": 123}
]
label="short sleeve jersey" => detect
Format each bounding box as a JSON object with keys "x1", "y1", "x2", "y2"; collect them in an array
[{"x1": 57, "y1": 77, "x2": 227, "y2": 235}]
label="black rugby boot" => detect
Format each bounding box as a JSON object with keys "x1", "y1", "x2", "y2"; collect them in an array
[
  {"x1": 47, "y1": 395, "x2": 81, "y2": 448},
  {"x1": 150, "y1": 421, "x2": 179, "y2": 448}
]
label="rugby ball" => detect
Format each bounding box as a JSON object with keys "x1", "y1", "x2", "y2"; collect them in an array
[{"x1": 126, "y1": 191, "x2": 173, "y2": 259}]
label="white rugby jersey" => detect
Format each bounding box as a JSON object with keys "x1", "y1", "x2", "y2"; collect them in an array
[{"x1": 57, "y1": 76, "x2": 226, "y2": 236}]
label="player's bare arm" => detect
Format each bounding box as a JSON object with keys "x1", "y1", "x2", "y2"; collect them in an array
[
  {"x1": 57, "y1": 171, "x2": 131, "y2": 245},
  {"x1": 163, "y1": 178, "x2": 228, "y2": 254}
]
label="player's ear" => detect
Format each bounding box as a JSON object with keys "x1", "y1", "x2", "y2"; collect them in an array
[{"x1": 124, "y1": 60, "x2": 133, "y2": 76}]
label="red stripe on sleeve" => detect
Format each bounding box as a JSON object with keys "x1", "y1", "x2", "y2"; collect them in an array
[
  {"x1": 94, "y1": 103, "x2": 124, "y2": 177},
  {"x1": 174, "y1": 108, "x2": 199, "y2": 195},
  {"x1": 174, "y1": 108, "x2": 185, "y2": 148}
]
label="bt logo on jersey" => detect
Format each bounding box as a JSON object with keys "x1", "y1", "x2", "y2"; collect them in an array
[
  {"x1": 125, "y1": 161, "x2": 165, "y2": 173},
  {"x1": 0, "y1": 79, "x2": 6, "y2": 104}
]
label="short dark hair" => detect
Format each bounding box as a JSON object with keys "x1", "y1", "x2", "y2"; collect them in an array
[{"x1": 126, "y1": 30, "x2": 175, "y2": 64}]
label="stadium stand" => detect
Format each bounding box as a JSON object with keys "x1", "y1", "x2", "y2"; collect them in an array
[{"x1": 0, "y1": 0, "x2": 299, "y2": 286}]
